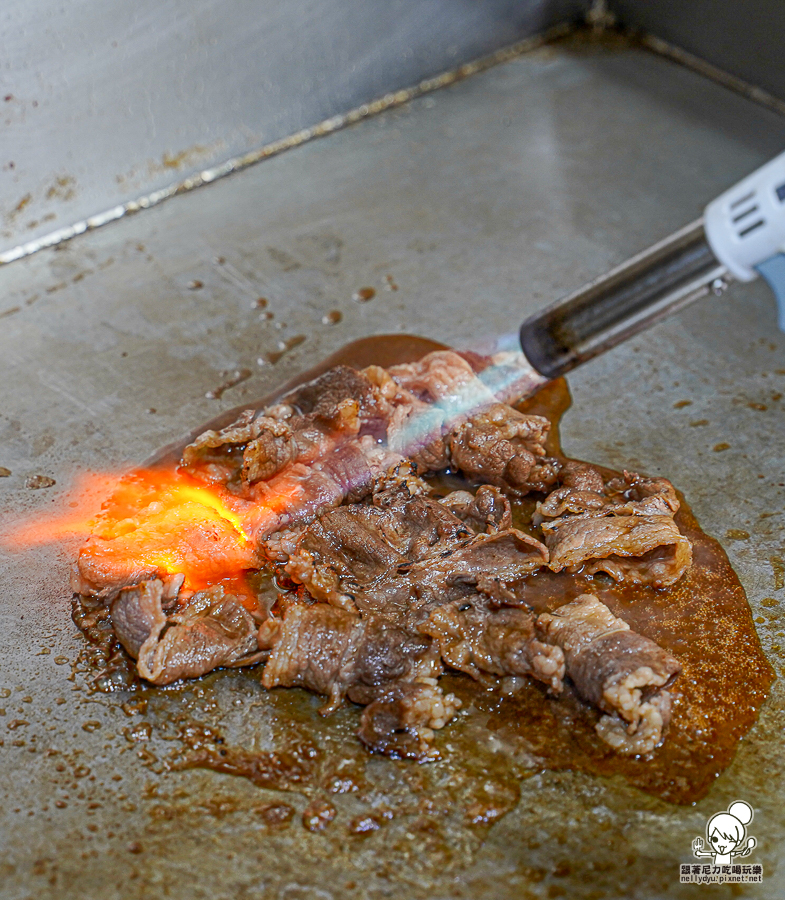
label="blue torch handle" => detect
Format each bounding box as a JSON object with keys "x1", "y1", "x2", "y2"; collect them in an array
[{"x1": 756, "y1": 253, "x2": 785, "y2": 332}]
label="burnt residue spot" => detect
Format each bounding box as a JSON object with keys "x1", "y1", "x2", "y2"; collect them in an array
[
  {"x1": 267, "y1": 247, "x2": 301, "y2": 272},
  {"x1": 352, "y1": 287, "x2": 376, "y2": 302},
  {"x1": 25, "y1": 474, "x2": 56, "y2": 489},
  {"x1": 0, "y1": 467, "x2": 10, "y2": 477},
  {"x1": 205, "y1": 368, "x2": 252, "y2": 400},
  {"x1": 46, "y1": 176, "x2": 76, "y2": 202},
  {"x1": 322, "y1": 310, "x2": 342, "y2": 325}
]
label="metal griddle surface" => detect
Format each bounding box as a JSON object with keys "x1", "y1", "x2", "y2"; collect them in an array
[{"x1": 1, "y1": 35, "x2": 784, "y2": 900}]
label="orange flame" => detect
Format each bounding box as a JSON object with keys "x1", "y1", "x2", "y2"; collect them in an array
[{"x1": 4, "y1": 467, "x2": 265, "y2": 598}]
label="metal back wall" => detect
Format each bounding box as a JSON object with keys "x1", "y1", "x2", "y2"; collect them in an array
[
  {"x1": 611, "y1": 0, "x2": 785, "y2": 105},
  {"x1": 0, "y1": 0, "x2": 585, "y2": 259}
]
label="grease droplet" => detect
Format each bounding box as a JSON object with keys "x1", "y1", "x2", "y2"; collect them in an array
[
  {"x1": 26, "y1": 474, "x2": 56, "y2": 489},
  {"x1": 205, "y1": 368, "x2": 252, "y2": 399}
]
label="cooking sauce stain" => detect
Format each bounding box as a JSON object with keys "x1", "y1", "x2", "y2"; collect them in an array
[{"x1": 72, "y1": 336, "x2": 773, "y2": 816}]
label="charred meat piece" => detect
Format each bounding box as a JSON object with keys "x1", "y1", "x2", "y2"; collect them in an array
[
  {"x1": 111, "y1": 580, "x2": 262, "y2": 685},
  {"x1": 420, "y1": 601, "x2": 564, "y2": 692},
  {"x1": 536, "y1": 467, "x2": 692, "y2": 588},
  {"x1": 350, "y1": 680, "x2": 460, "y2": 761},
  {"x1": 537, "y1": 594, "x2": 681, "y2": 755},
  {"x1": 258, "y1": 602, "x2": 441, "y2": 714}
]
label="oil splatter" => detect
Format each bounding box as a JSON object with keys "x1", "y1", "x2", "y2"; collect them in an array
[
  {"x1": 187, "y1": 280, "x2": 204, "y2": 291},
  {"x1": 205, "y1": 368, "x2": 252, "y2": 399},
  {"x1": 254, "y1": 297, "x2": 268, "y2": 309},
  {"x1": 352, "y1": 287, "x2": 376, "y2": 302},
  {"x1": 713, "y1": 442, "x2": 730, "y2": 452},
  {"x1": 384, "y1": 275, "x2": 399, "y2": 292},
  {"x1": 258, "y1": 335, "x2": 306, "y2": 366},
  {"x1": 673, "y1": 400, "x2": 692, "y2": 409},
  {"x1": 322, "y1": 310, "x2": 342, "y2": 325},
  {"x1": 0, "y1": 467, "x2": 10, "y2": 477},
  {"x1": 690, "y1": 419, "x2": 709, "y2": 427},
  {"x1": 770, "y1": 556, "x2": 785, "y2": 591},
  {"x1": 25, "y1": 474, "x2": 56, "y2": 489},
  {"x1": 725, "y1": 529, "x2": 750, "y2": 541},
  {"x1": 748, "y1": 402, "x2": 768, "y2": 411}
]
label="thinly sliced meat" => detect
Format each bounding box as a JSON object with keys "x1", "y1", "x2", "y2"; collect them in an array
[
  {"x1": 285, "y1": 477, "x2": 547, "y2": 620},
  {"x1": 407, "y1": 529, "x2": 548, "y2": 610},
  {"x1": 74, "y1": 502, "x2": 260, "y2": 599},
  {"x1": 258, "y1": 603, "x2": 441, "y2": 713},
  {"x1": 350, "y1": 680, "x2": 460, "y2": 761},
  {"x1": 543, "y1": 514, "x2": 692, "y2": 588},
  {"x1": 420, "y1": 601, "x2": 564, "y2": 691},
  {"x1": 388, "y1": 350, "x2": 493, "y2": 406},
  {"x1": 284, "y1": 477, "x2": 475, "y2": 611},
  {"x1": 440, "y1": 485, "x2": 512, "y2": 534},
  {"x1": 537, "y1": 595, "x2": 681, "y2": 755},
  {"x1": 536, "y1": 466, "x2": 692, "y2": 588},
  {"x1": 448, "y1": 403, "x2": 560, "y2": 497},
  {"x1": 111, "y1": 580, "x2": 262, "y2": 685}
]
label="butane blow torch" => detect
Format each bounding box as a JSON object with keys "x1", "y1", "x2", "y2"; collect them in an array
[{"x1": 518, "y1": 151, "x2": 785, "y2": 381}]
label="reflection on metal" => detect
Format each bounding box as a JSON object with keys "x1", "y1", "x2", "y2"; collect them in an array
[
  {"x1": 519, "y1": 219, "x2": 733, "y2": 378},
  {"x1": 0, "y1": 22, "x2": 570, "y2": 268},
  {"x1": 642, "y1": 34, "x2": 785, "y2": 120}
]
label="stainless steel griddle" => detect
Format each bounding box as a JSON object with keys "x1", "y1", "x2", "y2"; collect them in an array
[{"x1": 1, "y1": 32, "x2": 784, "y2": 900}]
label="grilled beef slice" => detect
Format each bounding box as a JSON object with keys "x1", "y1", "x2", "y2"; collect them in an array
[
  {"x1": 537, "y1": 594, "x2": 681, "y2": 754},
  {"x1": 111, "y1": 579, "x2": 262, "y2": 685},
  {"x1": 535, "y1": 466, "x2": 692, "y2": 588}
]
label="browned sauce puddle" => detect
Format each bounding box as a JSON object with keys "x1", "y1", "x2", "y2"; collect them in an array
[{"x1": 136, "y1": 335, "x2": 773, "y2": 808}]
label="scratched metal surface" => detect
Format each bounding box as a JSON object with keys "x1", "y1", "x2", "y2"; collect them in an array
[
  {"x1": 1, "y1": 36, "x2": 784, "y2": 900},
  {"x1": 0, "y1": 0, "x2": 583, "y2": 258}
]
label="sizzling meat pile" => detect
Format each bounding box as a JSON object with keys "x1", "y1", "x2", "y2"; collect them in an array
[{"x1": 73, "y1": 351, "x2": 691, "y2": 759}]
